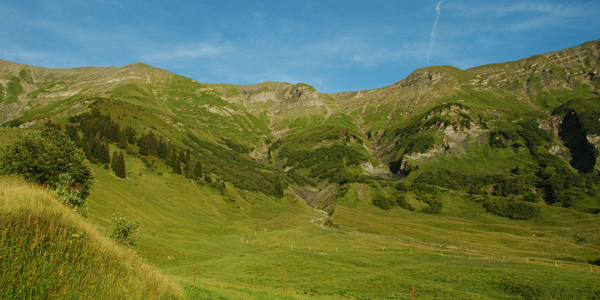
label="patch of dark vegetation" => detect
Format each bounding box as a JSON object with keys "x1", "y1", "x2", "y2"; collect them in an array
[
  {"x1": 416, "y1": 113, "x2": 600, "y2": 213},
  {"x1": 483, "y1": 199, "x2": 539, "y2": 219},
  {"x1": 388, "y1": 103, "x2": 474, "y2": 153},
  {"x1": 417, "y1": 170, "x2": 539, "y2": 197},
  {"x1": 186, "y1": 133, "x2": 287, "y2": 197},
  {"x1": 370, "y1": 182, "x2": 415, "y2": 211},
  {"x1": 535, "y1": 152, "x2": 596, "y2": 207},
  {"x1": 222, "y1": 138, "x2": 250, "y2": 154},
  {"x1": 281, "y1": 144, "x2": 367, "y2": 184},
  {"x1": 405, "y1": 135, "x2": 435, "y2": 154}
]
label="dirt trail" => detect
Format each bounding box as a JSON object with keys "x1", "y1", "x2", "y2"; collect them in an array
[{"x1": 310, "y1": 208, "x2": 329, "y2": 228}]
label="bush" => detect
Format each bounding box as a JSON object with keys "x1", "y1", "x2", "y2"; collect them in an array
[
  {"x1": 395, "y1": 195, "x2": 415, "y2": 211},
  {"x1": 0, "y1": 128, "x2": 94, "y2": 213},
  {"x1": 52, "y1": 173, "x2": 89, "y2": 216},
  {"x1": 405, "y1": 135, "x2": 435, "y2": 154},
  {"x1": 373, "y1": 196, "x2": 393, "y2": 210},
  {"x1": 483, "y1": 200, "x2": 539, "y2": 219},
  {"x1": 110, "y1": 213, "x2": 141, "y2": 246},
  {"x1": 421, "y1": 199, "x2": 443, "y2": 214}
]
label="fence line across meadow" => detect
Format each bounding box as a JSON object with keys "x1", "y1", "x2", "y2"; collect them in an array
[{"x1": 236, "y1": 233, "x2": 597, "y2": 273}]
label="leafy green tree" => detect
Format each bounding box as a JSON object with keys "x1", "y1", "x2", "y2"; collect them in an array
[{"x1": 0, "y1": 128, "x2": 94, "y2": 212}]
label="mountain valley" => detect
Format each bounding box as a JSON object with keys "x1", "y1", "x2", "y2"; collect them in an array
[{"x1": 1, "y1": 40, "x2": 600, "y2": 299}]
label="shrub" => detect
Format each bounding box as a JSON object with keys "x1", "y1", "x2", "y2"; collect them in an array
[
  {"x1": 405, "y1": 135, "x2": 435, "y2": 154},
  {"x1": 52, "y1": 173, "x2": 89, "y2": 216},
  {"x1": 110, "y1": 213, "x2": 141, "y2": 246},
  {"x1": 421, "y1": 199, "x2": 443, "y2": 214},
  {"x1": 0, "y1": 128, "x2": 94, "y2": 213},
  {"x1": 373, "y1": 196, "x2": 393, "y2": 210},
  {"x1": 483, "y1": 200, "x2": 539, "y2": 219},
  {"x1": 395, "y1": 195, "x2": 415, "y2": 211}
]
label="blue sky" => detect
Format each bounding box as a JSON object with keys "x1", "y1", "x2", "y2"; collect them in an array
[{"x1": 1, "y1": 1, "x2": 599, "y2": 93}]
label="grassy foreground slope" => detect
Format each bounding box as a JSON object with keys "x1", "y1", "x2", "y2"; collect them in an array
[
  {"x1": 84, "y1": 152, "x2": 600, "y2": 299},
  {"x1": 0, "y1": 176, "x2": 184, "y2": 300}
]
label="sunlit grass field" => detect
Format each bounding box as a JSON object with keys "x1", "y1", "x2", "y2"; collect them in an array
[{"x1": 82, "y1": 153, "x2": 600, "y2": 299}]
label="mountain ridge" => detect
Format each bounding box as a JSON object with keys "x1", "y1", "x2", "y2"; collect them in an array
[{"x1": 1, "y1": 39, "x2": 599, "y2": 211}]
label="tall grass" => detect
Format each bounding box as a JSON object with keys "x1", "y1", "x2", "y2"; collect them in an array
[{"x1": 0, "y1": 176, "x2": 184, "y2": 299}]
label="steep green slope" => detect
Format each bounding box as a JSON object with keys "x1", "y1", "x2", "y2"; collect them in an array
[{"x1": 0, "y1": 176, "x2": 184, "y2": 299}]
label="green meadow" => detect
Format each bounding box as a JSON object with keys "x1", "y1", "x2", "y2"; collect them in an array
[{"x1": 79, "y1": 152, "x2": 600, "y2": 299}]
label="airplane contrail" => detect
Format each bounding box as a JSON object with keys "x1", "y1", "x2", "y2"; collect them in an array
[{"x1": 426, "y1": 0, "x2": 444, "y2": 64}]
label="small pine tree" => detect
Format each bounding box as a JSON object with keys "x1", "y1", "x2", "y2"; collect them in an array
[
  {"x1": 157, "y1": 138, "x2": 167, "y2": 159},
  {"x1": 111, "y1": 151, "x2": 118, "y2": 172},
  {"x1": 112, "y1": 151, "x2": 126, "y2": 179},
  {"x1": 138, "y1": 134, "x2": 149, "y2": 156},
  {"x1": 194, "y1": 161, "x2": 203, "y2": 179},
  {"x1": 218, "y1": 181, "x2": 226, "y2": 195},
  {"x1": 170, "y1": 154, "x2": 181, "y2": 175},
  {"x1": 147, "y1": 131, "x2": 158, "y2": 156},
  {"x1": 118, "y1": 130, "x2": 128, "y2": 149},
  {"x1": 99, "y1": 143, "x2": 110, "y2": 164},
  {"x1": 118, "y1": 152, "x2": 126, "y2": 178},
  {"x1": 125, "y1": 126, "x2": 137, "y2": 144},
  {"x1": 184, "y1": 157, "x2": 194, "y2": 179}
]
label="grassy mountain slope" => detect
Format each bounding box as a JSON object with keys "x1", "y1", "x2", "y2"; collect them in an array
[
  {"x1": 0, "y1": 176, "x2": 183, "y2": 299},
  {"x1": 1, "y1": 40, "x2": 600, "y2": 299},
  {"x1": 84, "y1": 150, "x2": 600, "y2": 299}
]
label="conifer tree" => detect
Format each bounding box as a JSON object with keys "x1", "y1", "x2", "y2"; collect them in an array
[
  {"x1": 65, "y1": 125, "x2": 80, "y2": 145},
  {"x1": 184, "y1": 156, "x2": 194, "y2": 179},
  {"x1": 147, "y1": 131, "x2": 158, "y2": 156},
  {"x1": 99, "y1": 143, "x2": 110, "y2": 164},
  {"x1": 125, "y1": 126, "x2": 136, "y2": 144},
  {"x1": 112, "y1": 151, "x2": 126, "y2": 179},
  {"x1": 111, "y1": 151, "x2": 118, "y2": 174},
  {"x1": 138, "y1": 134, "x2": 149, "y2": 156},
  {"x1": 194, "y1": 161, "x2": 203, "y2": 179},
  {"x1": 169, "y1": 154, "x2": 181, "y2": 175},
  {"x1": 157, "y1": 138, "x2": 168, "y2": 159},
  {"x1": 118, "y1": 130, "x2": 128, "y2": 149}
]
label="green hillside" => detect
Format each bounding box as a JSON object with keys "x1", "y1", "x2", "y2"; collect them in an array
[
  {"x1": 1, "y1": 40, "x2": 600, "y2": 299},
  {"x1": 0, "y1": 176, "x2": 184, "y2": 299}
]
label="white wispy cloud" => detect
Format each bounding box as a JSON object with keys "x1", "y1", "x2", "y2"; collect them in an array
[
  {"x1": 305, "y1": 36, "x2": 425, "y2": 68},
  {"x1": 143, "y1": 42, "x2": 232, "y2": 62},
  {"x1": 426, "y1": 0, "x2": 445, "y2": 64},
  {"x1": 445, "y1": 1, "x2": 591, "y2": 20}
]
